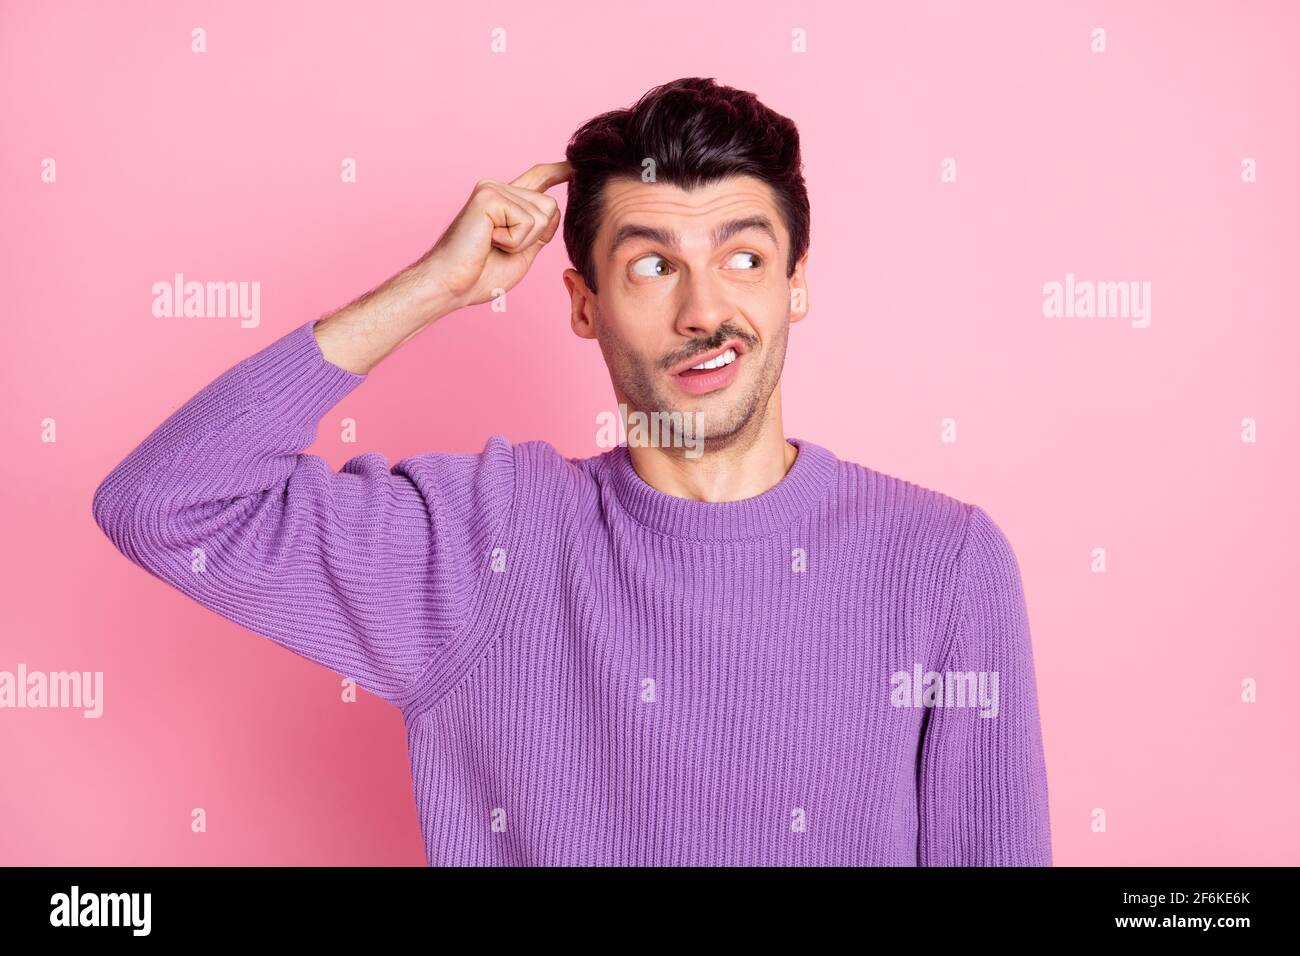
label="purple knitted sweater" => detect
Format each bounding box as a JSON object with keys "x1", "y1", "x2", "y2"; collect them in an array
[{"x1": 92, "y1": 318, "x2": 1052, "y2": 866}]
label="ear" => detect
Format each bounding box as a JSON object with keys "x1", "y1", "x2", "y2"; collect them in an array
[
  {"x1": 564, "y1": 267, "x2": 598, "y2": 340},
  {"x1": 788, "y1": 251, "x2": 809, "y2": 324}
]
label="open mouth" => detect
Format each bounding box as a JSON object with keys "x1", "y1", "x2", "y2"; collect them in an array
[
  {"x1": 669, "y1": 343, "x2": 746, "y2": 395},
  {"x1": 681, "y1": 348, "x2": 737, "y2": 374}
]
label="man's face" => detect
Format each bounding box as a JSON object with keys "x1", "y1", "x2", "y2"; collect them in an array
[{"x1": 564, "y1": 173, "x2": 808, "y2": 451}]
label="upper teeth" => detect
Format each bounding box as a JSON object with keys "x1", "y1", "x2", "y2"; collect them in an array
[{"x1": 690, "y1": 349, "x2": 737, "y2": 371}]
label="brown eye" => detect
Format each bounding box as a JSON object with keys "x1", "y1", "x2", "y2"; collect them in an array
[
  {"x1": 631, "y1": 254, "x2": 673, "y2": 277},
  {"x1": 726, "y1": 251, "x2": 762, "y2": 269}
]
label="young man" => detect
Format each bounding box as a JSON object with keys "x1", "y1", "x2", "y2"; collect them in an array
[{"x1": 93, "y1": 77, "x2": 1052, "y2": 866}]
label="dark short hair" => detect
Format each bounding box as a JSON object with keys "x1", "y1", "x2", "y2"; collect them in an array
[{"x1": 563, "y1": 77, "x2": 810, "y2": 294}]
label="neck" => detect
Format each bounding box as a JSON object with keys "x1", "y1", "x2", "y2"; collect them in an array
[{"x1": 621, "y1": 387, "x2": 797, "y2": 503}]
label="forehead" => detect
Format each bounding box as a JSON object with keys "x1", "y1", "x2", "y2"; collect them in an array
[{"x1": 596, "y1": 174, "x2": 787, "y2": 250}]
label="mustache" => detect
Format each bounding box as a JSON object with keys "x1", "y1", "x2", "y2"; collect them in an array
[{"x1": 658, "y1": 324, "x2": 757, "y2": 370}]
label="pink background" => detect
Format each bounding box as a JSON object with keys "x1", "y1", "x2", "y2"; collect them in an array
[{"x1": 2, "y1": 0, "x2": 1297, "y2": 865}]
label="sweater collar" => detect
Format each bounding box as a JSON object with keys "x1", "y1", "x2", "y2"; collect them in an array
[{"x1": 604, "y1": 436, "x2": 838, "y2": 541}]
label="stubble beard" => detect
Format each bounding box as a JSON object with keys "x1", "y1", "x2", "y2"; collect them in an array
[{"x1": 599, "y1": 314, "x2": 790, "y2": 456}]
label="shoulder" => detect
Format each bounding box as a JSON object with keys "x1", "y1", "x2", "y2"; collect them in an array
[
  {"x1": 499, "y1": 437, "x2": 612, "y2": 520},
  {"x1": 390, "y1": 436, "x2": 611, "y2": 520},
  {"x1": 348, "y1": 436, "x2": 519, "y2": 539},
  {"x1": 826, "y1": 449, "x2": 969, "y2": 549},
  {"x1": 825, "y1": 445, "x2": 1021, "y2": 576},
  {"x1": 511, "y1": 436, "x2": 608, "y2": 485},
  {"x1": 385, "y1": 433, "x2": 517, "y2": 490}
]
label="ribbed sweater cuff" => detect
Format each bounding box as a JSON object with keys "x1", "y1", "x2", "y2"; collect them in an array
[{"x1": 237, "y1": 318, "x2": 368, "y2": 422}]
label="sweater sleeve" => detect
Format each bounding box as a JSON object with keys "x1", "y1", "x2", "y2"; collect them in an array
[
  {"x1": 91, "y1": 318, "x2": 516, "y2": 705},
  {"x1": 917, "y1": 504, "x2": 1053, "y2": 866}
]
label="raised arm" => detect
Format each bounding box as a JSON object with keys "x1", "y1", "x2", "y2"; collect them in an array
[
  {"x1": 313, "y1": 162, "x2": 570, "y2": 373},
  {"x1": 91, "y1": 163, "x2": 570, "y2": 705}
]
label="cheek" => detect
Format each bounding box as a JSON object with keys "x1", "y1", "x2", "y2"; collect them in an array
[
  {"x1": 594, "y1": 311, "x2": 650, "y2": 374},
  {"x1": 600, "y1": 302, "x2": 657, "y2": 353}
]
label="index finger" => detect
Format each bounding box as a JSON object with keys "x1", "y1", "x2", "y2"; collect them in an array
[{"x1": 509, "y1": 161, "x2": 572, "y2": 192}]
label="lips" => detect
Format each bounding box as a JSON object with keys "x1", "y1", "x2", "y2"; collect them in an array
[
  {"x1": 667, "y1": 340, "x2": 748, "y2": 376},
  {"x1": 668, "y1": 341, "x2": 747, "y2": 396}
]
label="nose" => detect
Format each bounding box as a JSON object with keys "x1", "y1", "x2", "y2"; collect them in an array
[{"x1": 673, "y1": 267, "x2": 732, "y2": 340}]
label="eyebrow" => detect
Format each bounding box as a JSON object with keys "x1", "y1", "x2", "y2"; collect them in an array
[{"x1": 608, "y1": 215, "x2": 780, "y2": 259}]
